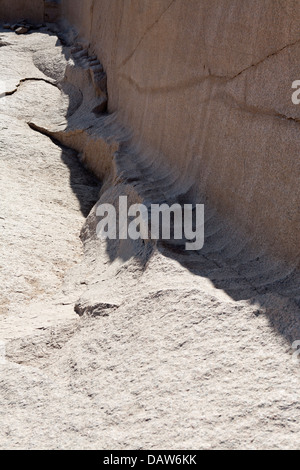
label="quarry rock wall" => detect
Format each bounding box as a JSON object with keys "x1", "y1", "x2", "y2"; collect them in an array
[{"x1": 1, "y1": 0, "x2": 299, "y2": 265}]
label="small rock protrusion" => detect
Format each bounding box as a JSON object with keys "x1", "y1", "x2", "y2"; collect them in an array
[
  {"x1": 15, "y1": 26, "x2": 29, "y2": 35},
  {"x1": 74, "y1": 299, "x2": 119, "y2": 317}
]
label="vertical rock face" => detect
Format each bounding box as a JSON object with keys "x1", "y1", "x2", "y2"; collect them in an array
[
  {"x1": 59, "y1": 0, "x2": 300, "y2": 265},
  {"x1": 0, "y1": 0, "x2": 44, "y2": 23}
]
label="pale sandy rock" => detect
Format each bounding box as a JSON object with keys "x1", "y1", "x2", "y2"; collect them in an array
[{"x1": 0, "y1": 3, "x2": 299, "y2": 452}]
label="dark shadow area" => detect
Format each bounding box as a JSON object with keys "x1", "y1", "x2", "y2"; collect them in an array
[
  {"x1": 158, "y1": 225, "x2": 300, "y2": 345},
  {"x1": 60, "y1": 145, "x2": 102, "y2": 218}
]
